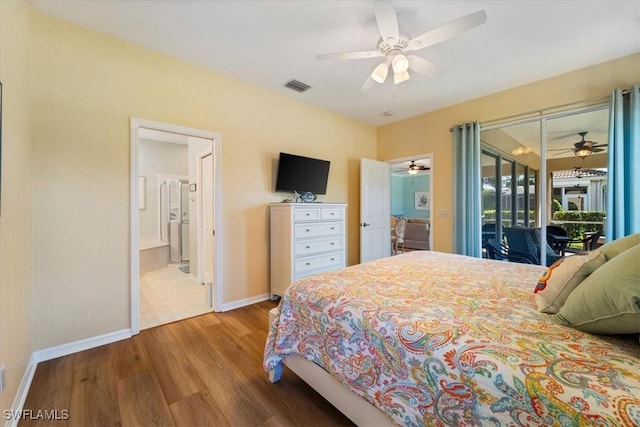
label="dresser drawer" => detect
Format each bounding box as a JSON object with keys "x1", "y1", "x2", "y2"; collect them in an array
[
  {"x1": 295, "y1": 252, "x2": 343, "y2": 276},
  {"x1": 294, "y1": 222, "x2": 342, "y2": 238},
  {"x1": 294, "y1": 208, "x2": 321, "y2": 222},
  {"x1": 320, "y1": 209, "x2": 344, "y2": 221},
  {"x1": 294, "y1": 237, "x2": 343, "y2": 256},
  {"x1": 296, "y1": 264, "x2": 343, "y2": 280},
  {"x1": 321, "y1": 208, "x2": 343, "y2": 220}
]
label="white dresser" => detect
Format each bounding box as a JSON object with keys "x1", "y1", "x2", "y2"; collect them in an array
[{"x1": 270, "y1": 203, "x2": 347, "y2": 298}]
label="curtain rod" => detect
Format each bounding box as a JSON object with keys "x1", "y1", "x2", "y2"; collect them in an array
[{"x1": 448, "y1": 89, "x2": 630, "y2": 132}]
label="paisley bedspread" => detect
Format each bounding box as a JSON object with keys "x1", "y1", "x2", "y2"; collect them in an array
[{"x1": 263, "y1": 251, "x2": 640, "y2": 426}]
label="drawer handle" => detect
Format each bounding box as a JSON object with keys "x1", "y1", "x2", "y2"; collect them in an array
[
  {"x1": 330, "y1": 227, "x2": 335, "y2": 230},
  {"x1": 305, "y1": 245, "x2": 310, "y2": 249},
  {"x1": 330, "y1": 242, "x2": 335, "y2": 245},
  {"x1": 305, "y1": 229, "x2": 310, "y2": 232},
  {"x1": 330, "y1": 258, "x2": 335, "y2": 261},
  {"x1": 305, "y1": 262, "x2": 311, "y2": 266},
  {"x1": 305, "y1": 213, "x2": 310, "y2": 216},
  {"x1": 330, "y1": 212, "x2": 335, "y2": 216}
]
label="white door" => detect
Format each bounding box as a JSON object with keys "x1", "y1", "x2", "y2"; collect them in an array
[
  {"x1": 360, "y1": 158, "x2": 391, "y2": 263},
  {"x1": 200, "y1": 153, "x2": 215, "y2": 308}
]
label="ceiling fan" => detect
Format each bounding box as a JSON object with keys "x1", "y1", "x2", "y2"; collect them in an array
[
  {"x1": 572, "y1": 165, "x2": 602, "y2": 178},
  {"x1": 396, "y1": 160, "x2": 430, "y2": 175},
  {"x1": 316, "y1": 1, "x2": 487, "y2": 91},
  {"x1": 549, "y1": 132, "x2": 608, "y2": 157}
]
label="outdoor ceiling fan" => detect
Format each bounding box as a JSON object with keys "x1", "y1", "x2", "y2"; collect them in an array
[
  {"x1": 572, "y1": 165, "x2": 601, "y2": 178},
  {"x1": 549, "y1": 132, "x2": 608, "y2": 157},
  {"x1": 316, "y1": 1, "x2": 487, "y2": 91}
]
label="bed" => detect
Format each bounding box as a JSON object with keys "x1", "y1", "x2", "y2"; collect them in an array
[{"x1": 263, "y1": 251, "x2": 640, "y2": 426}]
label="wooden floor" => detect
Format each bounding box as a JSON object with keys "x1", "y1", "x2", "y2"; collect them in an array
[{"x1": 20, "y1": 300, "x2": 354, "y2": 426}]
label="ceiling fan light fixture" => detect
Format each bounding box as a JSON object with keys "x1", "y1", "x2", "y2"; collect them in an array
[
  {"x1": 575, "y1": 148, "x2": 592, "y2": 157},
  {"x1": 371, "y1": 62, "x2": 389, "y2": 83},
  {"x1": 393, "y1": 70, "x2": 410, "y2": 84},
  {"x1": 511, "y1": 146, "x2": 532, "y2": 156},
  {"x1": 408, "y1": 168, "x2": 418, "y2": 175},
  {"x1": 391, "y1": 54, "x2": 409, "y2": 73}
]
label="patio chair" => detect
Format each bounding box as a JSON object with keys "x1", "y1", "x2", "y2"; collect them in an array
[
  {"x1": 546, "y1": 225, "x2": 571, "y2": 255},
  {"x1": 481, "y1": 223, "x2": 497, "y2": 256},
  {"x1": 504, "y1": 226, "x2": 563, "y2": 266},
  {"x1": 486, "y1": 238, "x2": 537, "y2": 264},
  {"x1": 565, "y1": 229, "x2": 603, "y2": 254}
]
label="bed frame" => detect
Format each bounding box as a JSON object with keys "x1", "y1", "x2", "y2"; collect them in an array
[{"x1": 268, "y1": 309, "x2": 395, "y2": 426}]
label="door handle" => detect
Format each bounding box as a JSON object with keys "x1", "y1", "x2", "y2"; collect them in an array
[{"x1": 361, "y1": 222, "x2": 371, "y2": 227}]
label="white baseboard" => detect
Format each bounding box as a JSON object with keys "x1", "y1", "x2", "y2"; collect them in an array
[
  {"x1": 33, "y1": 329, "x2": 132, "y2": 363},
  {"x1": 221, "y1": 293, "x2": 270, "y2": 312},
  {"x1": 4, "y1": 329, "x2": 131, "y2": 427},
  {"x1": 5, "y1": 353, "x2": 38, "y2": 427}
]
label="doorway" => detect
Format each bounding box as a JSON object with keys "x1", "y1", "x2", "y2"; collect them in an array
[
  {"x1": 130, "y1": 118, "x2": 222, "y2": 334},
  {"x1": 388, "y1": 154, "x2": 433, "y2": 253}
]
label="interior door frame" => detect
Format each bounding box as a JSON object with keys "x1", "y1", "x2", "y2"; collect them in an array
[
  {"x1": 387, "y1": 153, "x2": 434, "y2": 251},
  {"x1": 196, "y1": 151, "x2": 213, "y2": 287},
  {"x1": 130, "y1": 118, "x2": 223, "y2": 335}
]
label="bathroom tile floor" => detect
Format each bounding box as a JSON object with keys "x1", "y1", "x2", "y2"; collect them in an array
[{"x1": 139, "y1": 265, "x2": 211, "y2": 330}]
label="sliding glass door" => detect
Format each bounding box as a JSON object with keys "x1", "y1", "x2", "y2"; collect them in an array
[
  {"x1": 546, "y1": 109, "x2": 608, "y2": 244},
  {"x1": 479, "y1": 105, "x2": 608, "y2": 265},
  {"x1": 480, "y1": 118, "x2": 540, "y2": 259}
]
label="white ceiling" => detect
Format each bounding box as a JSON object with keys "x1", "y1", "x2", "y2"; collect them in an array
[{"x1": 29, "y1": 0, "x2": 640, "y2": 126}]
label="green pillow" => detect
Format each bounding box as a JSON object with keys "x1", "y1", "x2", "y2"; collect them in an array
[
  {"x1": 554, "y1": 244, "x2": 640, "y2": 334},
  {"x1": 598, "y1": 233, "x2": 640, "y2": 261}
]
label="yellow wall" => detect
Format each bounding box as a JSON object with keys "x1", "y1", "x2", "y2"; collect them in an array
[
  {"x1": 0, "y1": 0, "x2": 34, "y2": 414},
  {"x1": 29, "y1": 11, "x2": 376, "y2": 350},
  {"x1": 378, "y1": 53, "x2": 640, "y2": 253}
]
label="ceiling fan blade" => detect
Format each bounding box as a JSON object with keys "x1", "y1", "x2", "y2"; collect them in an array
[
  {"x1": 407, "y1": 55, "x2": 440, "y2": 76},
  {"x1": 361, "y1": 75, "x2": 375, "y2": 92},
  {"x1": 373, "y1": 0, "x2": 400, "y2": 44},
  {"x1": 548, "y1": 148, "x2": 573, "y2": 151},
  {"x1": 550, "y1": 131, "x2": 582, "y2": 141},
  {"x1": 316, "y1": 50, "x2": 384, "y2": 61},
  {"x1": 593, "y1": 143, "x2": 608, "y2": 148},
  {"x1": 406, "y1": 9, "x2": 487, "y2": 52},
  {"x1": 591, "y1": 148, "x2": 605, "y2": 153},
  {"x1": 552, "y1": 150, "x2": 573, "y2": 156}
]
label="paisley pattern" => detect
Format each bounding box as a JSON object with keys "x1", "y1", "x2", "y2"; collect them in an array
[{"x1": 264, "y1": 251, "x2": 640, "y2": 426}]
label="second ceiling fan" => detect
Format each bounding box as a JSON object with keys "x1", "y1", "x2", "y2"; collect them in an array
[
  {"x1": 316, "y1": 1, "x2": 487, "y2": 91},
  {"x1": 394, "y1": 160, "x2": 430, "y2": 175},
  {"x1": 549, "y1": 132, "x2": 608, "y2": 157}
]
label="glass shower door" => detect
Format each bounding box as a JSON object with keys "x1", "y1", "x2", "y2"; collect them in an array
[{"x1": 161, "y1": 179, "x2": 190, "y2": 264}]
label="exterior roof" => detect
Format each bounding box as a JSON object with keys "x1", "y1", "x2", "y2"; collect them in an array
[{"x1": 552, "y1": 169, "x2": 607, "y2": 180}]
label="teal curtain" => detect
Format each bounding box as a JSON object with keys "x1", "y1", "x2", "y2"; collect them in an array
[
  {"x1": 606, "y1": 85, "x2": 640, "y2": 240},
  {"x1": 453, "y1": 121, "x2": 482, "y2": 257}
]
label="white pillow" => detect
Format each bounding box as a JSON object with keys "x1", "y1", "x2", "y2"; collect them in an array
[{"x1": 533, "y1": 250, "x2": 605, "y2": 313}]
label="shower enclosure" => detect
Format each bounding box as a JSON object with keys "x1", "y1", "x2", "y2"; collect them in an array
[{"x1": 160, "y1": 179, "x2": 190, "y2": 264}]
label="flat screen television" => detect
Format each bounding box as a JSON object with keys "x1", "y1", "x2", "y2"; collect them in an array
[{"x1": 275, "y1": 152, "x2": 330, "y2": 195}]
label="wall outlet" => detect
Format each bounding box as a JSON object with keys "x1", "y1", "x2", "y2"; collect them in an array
[{"x1": 0, "y1": 364, "x2": 5, "y2": 393}]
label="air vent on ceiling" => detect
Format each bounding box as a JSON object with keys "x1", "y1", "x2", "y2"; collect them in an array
[{"x1": 284, "y1": 79, "x2": 311, "y2": 93}]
